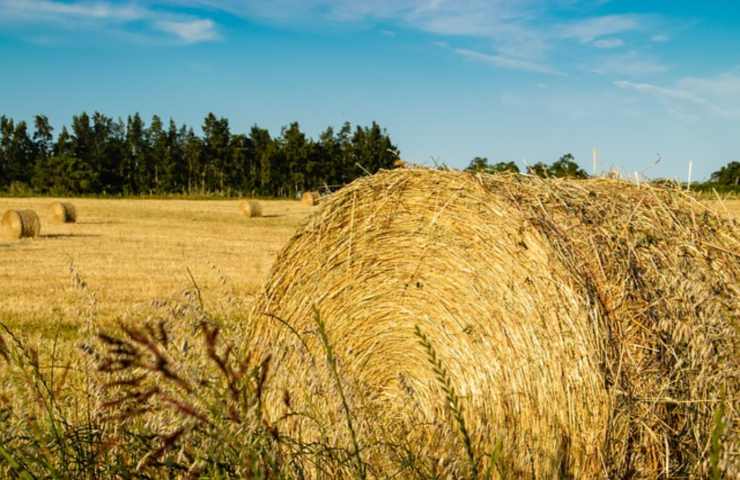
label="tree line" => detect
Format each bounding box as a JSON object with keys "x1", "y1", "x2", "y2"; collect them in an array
[
  {"x1": 0, "y1": 113, "x2": 399, "y2": 197},
  {"x1": 465, "y1": 155, "x2": 740, "y2": 190},
  {"x1": 465, "y1": 154, "x2": 587, "y2": 178}
]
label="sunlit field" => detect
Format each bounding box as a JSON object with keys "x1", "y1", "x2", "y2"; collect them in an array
[
  {"x1": 3, "y1": 195, "x2": 736, "y2": 339},
  {"x1": 0, "y1": 190, "x2": 737, "y2": 478},
  {"x1": 1, "y1": 198, "x2": 312, "y2": 336}
]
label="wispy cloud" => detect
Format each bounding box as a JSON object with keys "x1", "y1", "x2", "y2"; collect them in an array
[
  {"x1": 592, "y1": 51, "x2": 667, "y2": 76},
  {"x1": 171, "y1": 0, "x2": 551, "y2": 59},
  {"x1": 592, "y1": 38, "x2": 624, "y2": 49},
  {"x1": 155, "y1": 19, "x2": 218, "y2": 43},
  {"x1": 454, "y1": 48, "x2": 564, "y2": 76},
  {"x1": 614, "y1": 72, "x2": 740, "y2": 118},
  {"x1": 614, "y1": 80, "x2": 710, "y2": 106},
  {"x1": 650, "y1": 33, "x2": 669, "y2": 43},
  {"x1": 0, "y1": 0, "x2": 145, "y2": 21},
  {"x1": 559, "y1": 14, "x2": 641, "y2": 43},
  {"x1": 0, "y1": 0, "x2": 219, "y2": 44}
]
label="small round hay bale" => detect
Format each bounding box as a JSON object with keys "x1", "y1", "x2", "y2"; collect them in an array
[
  {"x1": 240, "y1": 200, "x2": 262, "y2": 218},
  {"x1": 247, "y1": 169, "x2": 739, "y2": 478},
  {"x1": 49, "y1": 202, "x2": 77, "y2": 223},
  {"x1": 1, "y1": 209, "x2": 41, "y2": 239},
  {"x1": 301, "y1": 190, "x2": 320, "y2": 206}
]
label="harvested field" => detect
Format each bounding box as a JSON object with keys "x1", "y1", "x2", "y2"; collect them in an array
[
  {"x1": 0, "y1": 178, "x2": 737, "y2": 479},
  {"x1": 0, "y1": 197, "x2": 311, "y2": 334}
]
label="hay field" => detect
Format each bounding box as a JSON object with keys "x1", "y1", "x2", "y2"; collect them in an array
[
  {"x1": 0, "y1": 197, "x2": 312, "y2": 338},
  {"x1": 0, "y1": 188, "x2": 737, "y2": 479},
  {"x1": 2, "y1": 195, "x2": 736, "y2": 337},
  {"x1": 716, "y1": 198, "x2": 740, "y2": 218}
]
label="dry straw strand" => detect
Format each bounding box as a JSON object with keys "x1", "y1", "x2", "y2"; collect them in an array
[
  {"x1": 1, "y1": 209, "x2": 41, "y2": 239},
  {"x1": 240, "y1": 200, "x2": 263, "y2": 218},
  {"x1": 50, "y1": 202, "x2": 77, "y2": 223},
  {"x1": 245, "y1": 168, "x2": 739, "y2": 479}
]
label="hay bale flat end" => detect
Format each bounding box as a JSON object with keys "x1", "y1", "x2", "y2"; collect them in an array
[{"x1": 1, "y1": 209, "x2": 42, "y2": 239}]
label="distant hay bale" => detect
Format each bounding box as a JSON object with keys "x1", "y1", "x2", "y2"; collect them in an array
[
  {"x1": 1, "y1": 209, "x2": 41, "y2": 239},
  {"x1": 247, "y1": 169, "x2": 739, "y2": 478},
  {"x1": 49, "y1": 202, "x2": 77, "y2": 223},
  {"x1": 301, "y1": 191, "x2": 320, "y2": 206},
  {"x1": 240, "y1": 200, "x2": 262, "y2": 218}
]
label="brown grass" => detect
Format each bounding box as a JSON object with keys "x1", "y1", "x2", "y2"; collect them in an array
[
  {"x1": 0, "y1": 179, "x2": 737, "y2": 478},
  {"x1": 1, "y1": 209, "x2": 41, "y2": 239},
  {"x1": 50, "y1": 201, "x2": 77, "y2": 223},
  {"x1": 0, "y1": 197, "x2": 311, "y2": 331},
  {"x1": 248, "y1": 169, "x2": 739, "y2": 478}
]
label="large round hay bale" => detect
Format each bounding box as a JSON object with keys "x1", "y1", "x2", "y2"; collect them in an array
[
  {"x1": 1, "y1": 209, "x2": 41, "y2": 239},
  {"x1": 301, "y1": 190, "x2": 320, "y2": 206},
  {"x1": 239, "y1": 200, "x2": 262, "y2": 218},
  {"x1": 49, "y1": 201, "x2": 77, "y2": 223},
  {"x1": 247, "y1": 169, "x2": 739, "y2": 478}
]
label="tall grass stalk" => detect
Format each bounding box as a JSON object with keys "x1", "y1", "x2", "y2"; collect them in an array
[
  {"x1": 313, "y1": 308, "x2": 366, "y2": 480},
  {"x1": 415, "y1": 325, "x2": 479, "y2": 480}
]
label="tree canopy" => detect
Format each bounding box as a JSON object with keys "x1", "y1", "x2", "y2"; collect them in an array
[
  {"x1": 464, "y1": 157, "x2": 520, "y2": 174},
  {"x1": 0, "y1": 112, "x2": 399, "y2": 197},
  {"x1": 709, "y1": 161, "x2": 740, "y2": 186},
  {"x1": 527, "y1": 153, "x2": 588, "y2": 179}
]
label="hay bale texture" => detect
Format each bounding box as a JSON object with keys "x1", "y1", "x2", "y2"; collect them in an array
[
  {"x1": 301, "y1": 190, "x2": 320, "y2": 206},
  {"x1": 1, "y1": 209, "x2": 41, "y2": 239},
  {"x1": 49, "y1": 202, "x2": 76, "y2": 223},
  {"x1": 247, "y1": 169, "x2": 739, "y2": 478},
  {"x1": 240, "y1": 200, "x2": 262, "y2": 218}
]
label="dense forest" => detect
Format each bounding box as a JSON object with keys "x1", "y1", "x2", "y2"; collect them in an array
[{"x1": 0, "y1": 113, "x2": 399, "y2": 197}]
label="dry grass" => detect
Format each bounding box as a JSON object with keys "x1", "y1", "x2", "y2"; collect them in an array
[
  {"x1": 0, "y1": 197, "x2": 310, "y2": 336},
  {"x1": 248, "y1": 169, "x2": 739, "y2": 478},
  {"x1": 710, "y1": 198, "x2": 740, "y2": 219},
  {"x1": 0, "y1": 182, "x2": 737, "y2": 479}
]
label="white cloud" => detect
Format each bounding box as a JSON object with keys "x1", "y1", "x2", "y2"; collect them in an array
[
  {"x1": 677, "y1": 72, "x2": 740, "y2": 98},
  {"x1": 592, "y1": 51, "x2": 667, "y2": 76},
  {"x1": 592, "y1": 38, "x2": 623, "y2": 49},
  {"x1": 0, "y1": 0, "x2": 145, "y2": 21},
  {"x1": 155, "y1": 19, "x2": 219, "y2": 43},
  {"x1": 614, "y1": 80, "x2": 710, "y2": 106},
  {"x1": 454, "y1": 48, "x2": 564, "y2": 76},
  {"x1": 559, "y1": 14, "x2": 641, "y2": 43},
  {"x1": 614, "y1": 72, "x2": 740, "y2": 118},
  {"x1": 170, "y1": 0, "x2": 551, "y2": 59},
  {"x1": 0, "y1": 0, "x2": 219, "y2": 44},
  {"x1": 650, "y1": 34, "x2": 669, "y2": 43}
]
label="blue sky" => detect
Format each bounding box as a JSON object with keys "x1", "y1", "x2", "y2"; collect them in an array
[{"x1": 1, "y1": 1, "x2": 739, "y2": 180}]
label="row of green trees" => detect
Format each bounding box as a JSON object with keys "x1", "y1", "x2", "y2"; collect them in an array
[
  {"x1": 465, "y1": 154, "x2": 587, "y2": 178},
  {"x1": 466, "y1": 155, "x2": 740, "y2": 188},
  {"x1": 0, "y1": 113, "x2": 399, "y2": 196}
]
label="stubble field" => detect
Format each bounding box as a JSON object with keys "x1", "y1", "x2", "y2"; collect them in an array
[
  {"x1": 1, "y1": 197, "x2": 313, "y2": 339},
  {"x1": 1, "y1": 195, "x2": 737, "y2": 340},
  {"x1": 0, "y1": 192, "x2": 738, "y2": 478}
]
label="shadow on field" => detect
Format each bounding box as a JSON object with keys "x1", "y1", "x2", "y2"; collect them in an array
[
  {"x1": 78, "y1": 221, "x2": 122, "y2": 225},
  {"x1": 43, "y1": 234, "x2": 102, "y2": 239}
]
